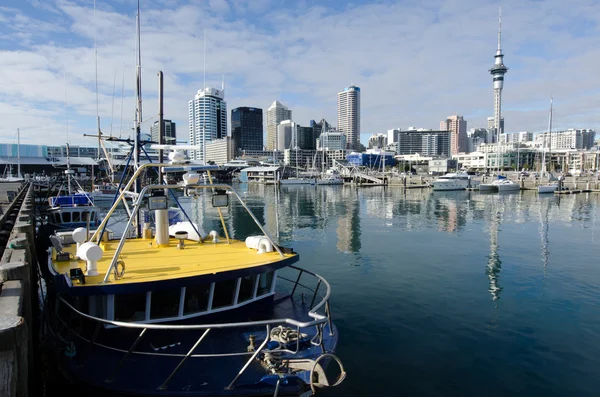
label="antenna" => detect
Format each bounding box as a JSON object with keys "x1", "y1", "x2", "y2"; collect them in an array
[
  {"x1": 203, "y1": 28, "x2": 207, "y2": 89},
  {"x1": 222, "y1": 74, "x2": 224, "y2": 91},
  {"x1": 498, "y1": 6, "x2": 502, "y2": 51},
  {"x1": 94, "y1": 0, "x2": 101, "y2": 161},
  {"x1": 110, "y1": 68, "x2": 116, "y2": 137},
  {"x1": 64, "y1": 71, "x2": 69, "y2": 144}
]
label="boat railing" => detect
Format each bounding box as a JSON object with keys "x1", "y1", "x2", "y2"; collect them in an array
[{"x1": 52, "y1": 265, "x2": 336, "y2": 390}]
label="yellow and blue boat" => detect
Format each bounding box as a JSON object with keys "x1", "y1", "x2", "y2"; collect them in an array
[{"x1": 39, "y1": 160, "x2": 345, "y2": 396}]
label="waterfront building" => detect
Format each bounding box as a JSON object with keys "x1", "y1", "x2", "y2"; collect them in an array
[
  {"x1": 368, "y1": 133, "x2": 388, "y2": 149},
  {"x1": 266, "y1": 101, "x2": 292, "y2": 151},
  {"x1": 188, "y1": 87, "x2": 227, "y2": 162},
  {"x1": 205, "y1": 137, "x2": 232, "y2": 166},
  {"x1": 535, "y1": 129, "x2": 596, "y2": 150},
  {"x1": 284, "y1": 148, "x2": 316, "y2": 168},
  {"x1": 489, "y1": 9, "x2": 509, "y2": 138},
  {"x1": 337, "y1": 85, "x2": 361, "y2": 150},
  {"x1": 440, "y1": 115, "x2": 467, "y2": 155},
  {"x1": 239, "y1": 149, "x2": 284, "y2": 164},
  {"x1": 231, "y1": 107, "x2": 263, "y2": 156},
  {"x1": 395, "y1": 128, "x2": 451, "y2": 157},
  {"x1": 150, "y1": 120, "x2": 176, "y2": 145},
  {"x1": 317, "y1": 131, "x2": 347, "y2": 151},
  {"x1": 428, "y1": 159, "x2": 458, "y2": 174},
  {"x1": 347, "y1": 150, "x2": 397, "y2": 168}
]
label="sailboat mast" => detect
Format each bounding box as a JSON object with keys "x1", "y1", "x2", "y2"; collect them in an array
[
  {"x1": 548, "y1": 97, "x2": 553, "y2": 173},
  {"x1": 17, "y1": 128, "x2": 21, "y2": 178},
  {"x1": 133, "y1": 0, "x2": 142, "y2": 237}
]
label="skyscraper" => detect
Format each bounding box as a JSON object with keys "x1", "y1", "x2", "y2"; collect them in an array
[
  {"x1": 188, "y1": 87, "x2": 227, "y2": 162},
  {"x1": 440, "y1": 115, "x2": 467, "y2": 155},
  {"x1": 266, "y1": 101, "x2": 292, "y2": 151},
  {"x1": 489, "y1": 8, "x2": 508, "y2": 138},
  {"x1": 150, "y1": 120, "x2": 176, "y2": 144},
  {"x1": 337, "y1": 85, "x2": 360, "y2": 151},
  {"x1": 231, "y1": 107, "x2": 263, "y2": 156}
]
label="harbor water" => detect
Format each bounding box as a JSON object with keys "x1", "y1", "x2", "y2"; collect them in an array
[{"x1": 87, "y1": 185, "x2": 600, "y2": 396}]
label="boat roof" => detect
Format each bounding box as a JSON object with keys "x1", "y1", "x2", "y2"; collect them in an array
[{"x1": 52, "y1": 237, "x2": 297, "y2": 294}]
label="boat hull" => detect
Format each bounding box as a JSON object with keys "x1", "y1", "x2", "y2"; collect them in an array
[
  {"x1": 538, "y1": 184, "x2": 558, "y2": 194},
  {"x1": 43, "y1": 293, "x2": 339, "y2": 397},
  {"x1": 432, "y1": 182, "x2": 469, "y2": 191},
  {"x1": 496, "y1": 182, "x2": 520, "y2": 192},
  {"x1": 279, "y1": 178, "x2": 316, "y2": 185},
  {"x1": 478, "y1": 183, "x2": 497, "y2": 192}
]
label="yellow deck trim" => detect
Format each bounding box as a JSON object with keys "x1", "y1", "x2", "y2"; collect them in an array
[{"x1": 52, "y1": 237, "x2": 295, "y2": 287}]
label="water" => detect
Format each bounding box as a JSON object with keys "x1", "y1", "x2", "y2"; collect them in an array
[{"x1": 89, "y1": 186, "x2": 600, "y2": 395}]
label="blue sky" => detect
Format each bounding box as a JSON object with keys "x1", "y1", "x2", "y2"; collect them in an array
[{"x1": 1, "y1": 0, "x2": 600, "y2": 147}]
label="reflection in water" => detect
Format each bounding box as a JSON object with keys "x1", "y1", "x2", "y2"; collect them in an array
[
  {"x1": 486, "y1": 195, "x2": 503, "y2": 302},
  {"x1": 539, "y1": 197, "x2": 551, "y2": 278},
  {"x1": 337, "y1": 188, "x2": 361, "y2": 254}
]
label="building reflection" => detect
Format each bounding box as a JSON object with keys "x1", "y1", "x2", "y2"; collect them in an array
[
  {"x1": 538, "y1": 196, "x2": 551, "y2": 278},
  {"x1": 336, "y1": 187, "x2": 361, "y2": 253},
  {"x1": 486, "y1": 196, "x2": 503, "y2": 302}
]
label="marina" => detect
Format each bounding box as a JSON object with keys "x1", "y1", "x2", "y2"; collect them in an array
[{"x1": 2, "y1": 1, "x2": 600, "y2": 396}]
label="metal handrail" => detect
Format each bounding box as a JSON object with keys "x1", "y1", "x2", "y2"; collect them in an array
[
  {"x1": 53, "y1": 266, "x2": 335, "y2": 390},
  {"x1": 101, "y1": 182, "x2": 286, "y2": 283},
  {"x1": 58, "y1": 265, "x2": 331, "y2": 332}
]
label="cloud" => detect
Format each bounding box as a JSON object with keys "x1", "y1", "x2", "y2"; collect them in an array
[{"x1": 0, "y1": 0, "x2": 599, "y2": 148}]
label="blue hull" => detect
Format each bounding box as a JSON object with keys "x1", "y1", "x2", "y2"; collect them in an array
[{"x1": 45, "y1": 294, "x2": 339, "y2": 396}]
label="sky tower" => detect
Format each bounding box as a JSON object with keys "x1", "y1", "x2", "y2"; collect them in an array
[{"x1": 489, "y1": 8, "x2": 508, "y2": 137}]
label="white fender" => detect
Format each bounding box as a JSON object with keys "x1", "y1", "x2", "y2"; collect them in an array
[{"x1": 257, "y1": 238, "x2": 273, "y2": 254}]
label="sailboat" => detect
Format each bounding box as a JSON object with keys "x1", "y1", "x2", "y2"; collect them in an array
[
  {"x1": 538, "y1": 97, "x2": 559, "y2": 194},
  {"x1": 38, "y1": 2, "x2": 345, "y2": 396},
  {"x1": 0, "y1": 129, "x2": 25, "y2": 182}
]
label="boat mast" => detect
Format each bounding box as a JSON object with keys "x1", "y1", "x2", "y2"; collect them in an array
[
  {"x1": 94, "y1": 0, "x2": 99, "y2": 191},
  {"x1": 548, "y1": 97, "x2": 553, "y2": 175},
  {"x1": 16, "y1": 128, "x2": 21, "y2": 179},
  {"x1": 134, "y1": 0, "x2": 142, "y2": 237}
]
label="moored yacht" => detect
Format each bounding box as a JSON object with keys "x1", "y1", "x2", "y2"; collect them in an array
[
  {"x1": 431, "y1": 172, "x2": 472, "y2": 191},
  {"x1": 317, "y1": 169, "x2": 344, "y2": 185},
  {"x1": 39, "y1": 160, "x2": 345, "y2": 397}
]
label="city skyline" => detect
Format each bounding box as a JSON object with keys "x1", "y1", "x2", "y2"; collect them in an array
[{"x1": 1, "y1": 0, "x2": 600, "y2": 147}]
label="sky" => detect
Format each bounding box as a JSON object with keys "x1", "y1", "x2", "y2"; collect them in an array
[{"x1": 1, "y1": 0, "x2": 600, "y2": 149}]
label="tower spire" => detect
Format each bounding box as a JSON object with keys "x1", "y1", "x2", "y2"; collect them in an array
[{"x1": 497, "y1": 7, "x2": 502, "y2": 52}]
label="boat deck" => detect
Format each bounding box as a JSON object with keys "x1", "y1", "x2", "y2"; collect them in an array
[{"x1": 52, "y1": 237, "x2": 296, "y2": 286}]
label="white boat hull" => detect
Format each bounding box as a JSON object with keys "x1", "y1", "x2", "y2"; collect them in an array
[
  {"x1": 432, "y1": 181, "x2": 469, "y2": 191},
  {"x1": 317, "y1": 178, "x2": 344, "y2": 185},
  {"x1": 479, "y1": 183, "x2": 497, "y2": 192},
  {"x1": 538, "y1": 184, "x2": 558, "y2": 194},
  {"x1": 496, "y1": 182, "x2": 520, "y2": 192},
  {"x1": 280, "y1": 178, "x2": 316, "y2": 185}
]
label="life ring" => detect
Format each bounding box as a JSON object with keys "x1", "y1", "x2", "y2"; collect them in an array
[{"x1": 114, "y1": 260, "x2": 126, "y2": 279}]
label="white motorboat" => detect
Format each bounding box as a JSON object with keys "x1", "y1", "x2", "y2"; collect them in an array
[
  {"x1": 317, "y1": 169, "x2": 344, "y2": 185},
  {"x1": 538, "y1": 183, "x2": 558, "y2": 194},
  {"x1": 479, "y1": 176, "x2": 520, "y2": 192},
  {"x1": 432, "y1": 172, "x2": 472, "y2": 191},
  {"x1": 495, "y1": 178, "x2": 520, "y2": 192},
  {"x1": 279, "y1": 177, "x2": 316, "y2": 185}
]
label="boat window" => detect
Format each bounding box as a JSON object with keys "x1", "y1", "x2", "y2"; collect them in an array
[
  {"x1": 114, "y1": 292, "x2": 147, "y2": 322},
  {"x1": 73, "y1": 211, "x2": 81, "y2": 222},
  {"x1": 238, "y1": 275, "x2": 258, "y2": 303},
  {"x1": 212, "y1": 279, "x2": 237, "y2": 309},
  {"x1": 184, "y1": 283, "x2": 210, "y2": 314},
  {"x1": 257, "y1": 271, "x2": 274, "y2": 296},
  {"x1": 150, "y1": 288, "x2": 181, "y2": 319},
  {"x1": 91, "y1": 212, "x2": 97, "y2": 222},
  {"x1": 62, "y1": 212, "x2": 71, "y2": 223}
]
